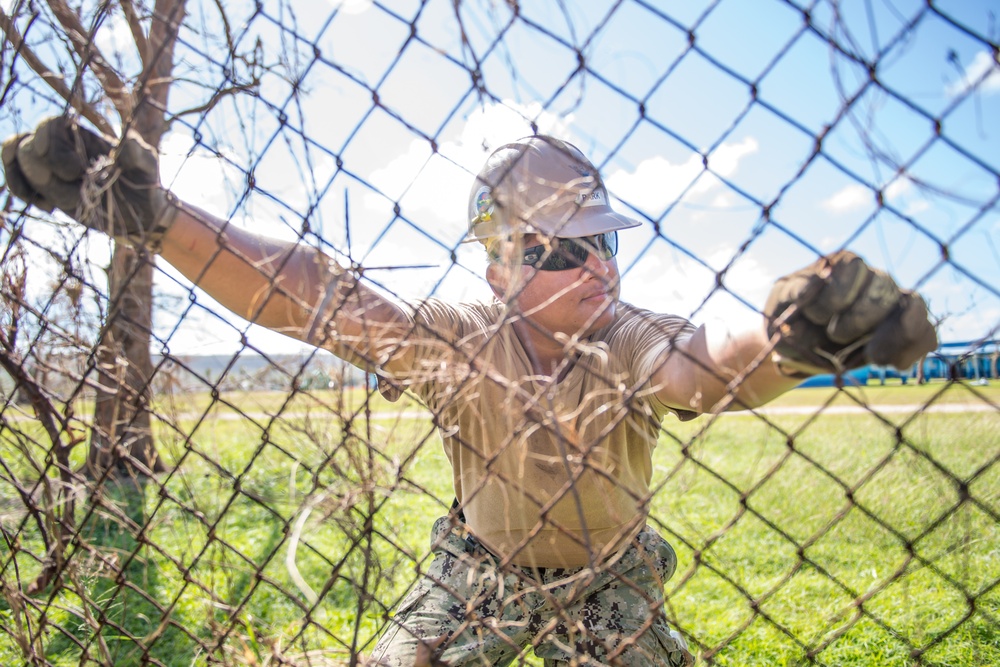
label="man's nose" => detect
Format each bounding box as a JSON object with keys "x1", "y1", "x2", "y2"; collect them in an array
[{"x1": 583, "y1": 249, "x2": 611, "y2": 278}]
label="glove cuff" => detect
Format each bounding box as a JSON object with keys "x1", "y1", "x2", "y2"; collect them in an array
[
  {"x1": 97, "y1": 190, "x2": 178, "y2": 253},
  {"x1": 771, "y1": 352, "x2": 817, "y2": 380},
  {"x1": 144, "y1": 191, "x2": 181, "y2": 253}
]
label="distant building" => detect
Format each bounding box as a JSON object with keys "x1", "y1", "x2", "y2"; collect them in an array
[
  {"x1": 149, "y1": 350, "x2": 368, "y2": 394},
  {"x1": 798, "y1": 339, "x2": 998, "y2": 387},
  {"x1": 925, "y1": 339, "x2": 999, "y2": 382}
]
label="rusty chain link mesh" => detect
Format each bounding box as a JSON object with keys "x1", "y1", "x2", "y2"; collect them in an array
[{"x1": 1, "y1": 1, "x2": 998, "y2": 665}]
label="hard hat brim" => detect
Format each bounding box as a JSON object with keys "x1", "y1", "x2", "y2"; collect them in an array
[{"x1": 465, "y1": 207, "x2": 641, "y2": 243}]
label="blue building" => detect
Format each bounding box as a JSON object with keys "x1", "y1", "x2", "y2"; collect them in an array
[
  {"x1": 924, "y1": 339, "x2": 999, "y2": 382},
  {"x1": 796, "y1": 339, "x2": 998, "y2": 387}
]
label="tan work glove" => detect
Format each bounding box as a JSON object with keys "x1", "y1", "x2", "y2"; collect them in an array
[
  {"x1": 2, "y1": 116, "x2": 177, "y2": 249},
  {"x1": 764, "y1": 251, "x2": 938, "y2": 377}
]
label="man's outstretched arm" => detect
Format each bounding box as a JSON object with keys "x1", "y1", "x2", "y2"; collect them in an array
[
  {"x1": 652, "y1": 251, "x2": 938, "y2": 414},
  {"x1": 655, "y1": 319, "x2": 800, "y2": 414},
  {"x1": 159, "y1": 207, "x2": 415, "y2": 372},
  {"x1": 2, "y1": 116, "x2": 415, "y2": 374}
]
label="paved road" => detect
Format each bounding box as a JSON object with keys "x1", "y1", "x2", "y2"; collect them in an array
[
  {"x1": 745, "y1": 403, "x2": 997, "y2": 416},
  {"x1": 158, "y1": 402, "x2": 997, "y2": 423},
  {"x1": 6, "y1": 402, "x2": 994, "y2": 426}
]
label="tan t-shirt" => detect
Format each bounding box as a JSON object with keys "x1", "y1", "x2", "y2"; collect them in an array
[{"x1": 390, "y1": 299, "x2": 696, "y2": 568}]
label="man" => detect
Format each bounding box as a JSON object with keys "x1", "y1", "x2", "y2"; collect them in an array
[{"x1": 2, "y1": 118, "x2": 937, "y2": 666}]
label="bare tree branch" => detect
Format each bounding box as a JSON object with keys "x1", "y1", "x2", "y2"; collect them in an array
[
  {"x1": 119, "y1": 0, "x2": 151, "y2": 70},
  {"x1": 0, "y1": 307, "x2": 82, "y2": 596},
  {"x1": 171, "y1": 79, "x2": 258, "y2": 120},
  {"x1": 132, "y1": 0, "x2": 188, "y2": 141},
  {"x1": 0, "y1": 7, "x2": 114, "y2": 135},
  {"x1": 46, "y1": 0, "x2": 134, "y2": 117},
  {"x1": 211, "y1": 0, "x2": 235, "y2": 56}
]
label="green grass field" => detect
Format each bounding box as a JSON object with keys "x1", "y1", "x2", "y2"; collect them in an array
[{"x1": 1, "y1": 379, "x2": 997, "y2": 665}]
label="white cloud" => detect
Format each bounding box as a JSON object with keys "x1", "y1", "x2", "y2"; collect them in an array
[
  {"x1": 158, "y1": 131, "x2": 319, "y2": 242},
  {"x1": 367, "y1": 100, "x2": 561, "y2": 186},
  {"x1": 606, "y1": 137, "x2": 758, "y2": 216},
  {"x1": 367, "y1": 141, "x2": 433, "y2": 202},
  {"x1": 882, "y1": 176, "x2": 931, "y2": 216},
  {"x1": 362, "y1": 100, "x2": 573, "y2": 239},
  {"x1": 945, "y1": 51, "x2": 1000, "y2": 97},
  {"x1": 935, "y1": 300, "x2": 1000, "y2": 344},
  {"x1": 902, "y1": 200, "x2": 930, "y2": 216},
  {"x1": 707, "y1": 137, "x2": 758, "y2": 177},
  {"x1": 708, "y1": 247, "x2": 774, "y2": 297},
  {"x1": 92, "y1": 12, "x2": 142, "y2": 76},
  {"x1": 606, "y1": 154, "x2": 703, "y2": 214},
  {"x1": 622, "y1": 241, "x2": 776, "y2": 326},
  {"x1": 159, "y1": 133, "x2": 241, "y2": 213},
  {"x1": 822, "y1": 184, "x2": 871, "y2": 212},
  {"x1": 883, "y1": 176, "x2": 911, "y2": 201},
  {"x1": 708, "y1": 191, "x2": 737, "y2": 210},
  {"x1": 452, "y1": 100, "x2": 572, "y2": 156}
]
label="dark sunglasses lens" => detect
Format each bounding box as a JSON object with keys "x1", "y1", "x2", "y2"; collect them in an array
[
  {"x1": 573, "y1": 232, "x2": 618, "y2": 260},
  {"x1": 530, "y1": 231, "x2": 619, "y2": 271},
  {"x1": 598, "y1": 231, "x2": 618, "y2": 259},
  {"x1": 535, "y1": 245, "x2": 583, "y2": 271}
]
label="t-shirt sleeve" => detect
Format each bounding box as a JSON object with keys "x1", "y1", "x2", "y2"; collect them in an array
[
  {"x1": 376, "y1": 298, "x2": 497, "y2": 406},
  {"x1": 611, "y1": 305, "x2": 700, "y2": 421}
]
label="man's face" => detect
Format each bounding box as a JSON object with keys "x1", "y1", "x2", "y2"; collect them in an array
[{"x1": 493, "y1": 233, "x2": 622, "y2": 339}]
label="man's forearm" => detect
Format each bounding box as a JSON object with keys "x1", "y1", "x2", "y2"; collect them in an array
[
  {"x1": 159, "y1": 206, "x2": 334, "y2": 336},
  {"x1": 656, "y1": 319, "x2": 807, "y2": 414},
  {"x1": 157, "y1": 205, "x2": 416, "y2": 373},
  {"x1": 700, "y1": 321, "x2": 807, "y2": 410}
]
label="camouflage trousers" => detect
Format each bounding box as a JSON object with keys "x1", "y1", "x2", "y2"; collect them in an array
[{"x1": 369, "y1": 516, "x2": 694, "y2": 666}]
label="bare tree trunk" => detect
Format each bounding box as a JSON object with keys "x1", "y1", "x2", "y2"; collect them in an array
[
  {"x1": 88, "y1": 251, "x2": 164, "y2": 474},
  {"x1": 87, "y1": 0, "x2": 185, "y2": 477}
]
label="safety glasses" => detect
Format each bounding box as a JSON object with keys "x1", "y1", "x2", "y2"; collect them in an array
[{"x1": 496, "y1": 231, "x2": 619, "y2": 271}]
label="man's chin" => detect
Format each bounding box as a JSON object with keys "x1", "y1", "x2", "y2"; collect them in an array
[{"x1": 584, "y1": 299, "x2": 617, "y2": 334}]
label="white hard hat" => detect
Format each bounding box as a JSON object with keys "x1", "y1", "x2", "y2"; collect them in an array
[{"x1": 466, "y1": 136, "x2": 641, "y2": 242}]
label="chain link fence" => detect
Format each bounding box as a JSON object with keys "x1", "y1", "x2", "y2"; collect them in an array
[{"x1": 1, "y1": 1, "x2": 998, "y2": 665}]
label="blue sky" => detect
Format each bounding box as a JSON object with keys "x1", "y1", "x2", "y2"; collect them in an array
[{"x1": 4, "y1": 0, "x2": 998, "y2": 357}]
